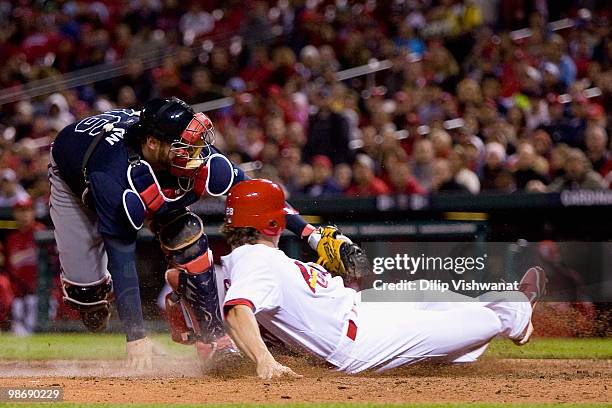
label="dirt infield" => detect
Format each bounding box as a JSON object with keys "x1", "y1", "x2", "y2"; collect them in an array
[{"x1": 0, "y1": 357, "x2": 609, "y2": 404}]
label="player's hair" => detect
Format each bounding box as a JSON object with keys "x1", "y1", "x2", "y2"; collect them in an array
[{"x1": 220, "y1": 223, "x2": 260, "y2": 248}]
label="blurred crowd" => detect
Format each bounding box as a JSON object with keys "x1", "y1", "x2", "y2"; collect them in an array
[
  {"x1": 0, "y1": 0, "x2": 611, "y2": 334},
  {"x1": 0, "y1": 0, "x2": 610, "y2": 214}
]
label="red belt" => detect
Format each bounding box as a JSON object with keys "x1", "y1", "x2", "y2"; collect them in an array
[{"x1": 346, "y1": 319, "x2": 357, "y2": 341}]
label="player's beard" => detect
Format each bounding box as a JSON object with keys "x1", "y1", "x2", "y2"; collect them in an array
[{"x1": 154, "y1": 143, "x2": 174, "y2": 171}]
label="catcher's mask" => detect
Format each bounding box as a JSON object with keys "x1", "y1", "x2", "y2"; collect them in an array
[
  {"x1": 168, "y1": 112, "x2": 215, "y2": 179},
  {"x1": 136, "y1": 97, "x2": 215, "y2": 181},
  {"x1": 224, "y1": 179, "x2": 293, "y2": 236}
]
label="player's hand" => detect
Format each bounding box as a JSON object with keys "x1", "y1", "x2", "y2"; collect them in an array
[
  {"x1": 256, "y1": 355, "x2": 302, "y2": 380},
  {"x1": 126, "y1": 337, "x2": 167, "y2": 371}
]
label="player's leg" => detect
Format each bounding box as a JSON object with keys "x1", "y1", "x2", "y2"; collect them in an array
[
  {"x1": 481, "y1": 266, "x2": 546, "y2": 345},
  {"x1": 477, "y1": 291, "x2": 532, "y2": 339},
  {"x1": 158, "y1": 210, "x2": 239, "y2": 367},
  {"x1": 391, "y1": 279, "x2": 532, "y2": 339},
  {"x1": 48, "y1": 154, "x2": 112, "y2": 331},
  {"x1": 387, "y1": 295, "x2": 532, "y2": 369},
  {"x1": 397, "y1": 268, "x2": 541, "y2": 365},
  {"x1": 336, "y1": 297, "x2": 530, "y2": 373},
  {"x1": 406, "y1": 288, "x2": 531, "y2": 363}
]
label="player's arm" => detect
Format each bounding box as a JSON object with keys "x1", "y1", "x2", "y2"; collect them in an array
[
  {"x1": 103, "y1": 235, "x2": 166, "y2": 369},
  {"x1": 225, "y1": 304, "x2": 300, "y2": 379},
  {"x1": 102, "y1": 236, "x2": 157, "y2": 368},
  {"x1": 102, "y1": 235, "x2": 145, "y2": 342},
  {"x1": 89, "y1": 171, "x2": 163, "y2": 369},
  {"x1": 222, "y1": 260, "x2": 298, "y2": 379},
  {"x1": 88, "y1": 172, "x2": 148, "y2": 344}
]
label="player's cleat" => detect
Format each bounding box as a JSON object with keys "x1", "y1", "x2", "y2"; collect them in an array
[
  {"x1": 195, "y1": 334, "x2": 242, "y2": 370},
  {"x1": 514, "y1": 266, "x2": 546, "y2": 346},
  {"x1": 513, "y1": 321, "x2": 534, "y2": 346},
  {"x1": 80, "y1": 304, "x2": 111, "y2": 332},
  {"x1": 518, "y1": 266, "x2": 547, "y2": 307}
]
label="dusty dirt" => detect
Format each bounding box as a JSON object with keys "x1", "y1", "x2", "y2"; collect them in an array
[{"x1": 0, "y1": 357, "x2": 609, "y2": 404}]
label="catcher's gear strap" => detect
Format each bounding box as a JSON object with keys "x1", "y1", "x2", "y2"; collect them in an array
[
  {"x1": 175, "y1": 270, "x2": 226, "y2": 342},
  {"x1": 80, "y1": 123, "x2": 114, "y2": 208},
  {"x1": 122, "y1": 189, "x2": 146, "y2": 230},
  {"x1": 61, "y1": 273, "x2": 112, "y2": 310},
  {"x1": 158, "y1": 212, "x2": 213, "y2": 274}
]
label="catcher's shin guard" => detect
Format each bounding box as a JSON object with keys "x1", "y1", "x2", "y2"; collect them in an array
[
  {"x1": 171, "y1": 268, "x2": 226, "y2": 342},
  {"x1": 159, "y1": 211, "x2": 236, "y2": 352},
  {"x1": 165, "y1": 268, "x2": 240, "y2": 365}
]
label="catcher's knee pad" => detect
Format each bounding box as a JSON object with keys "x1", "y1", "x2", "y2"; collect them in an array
[
  {"x1": 158, "y1": 211, "x2": 213, "y2": 274},
  {"x1": 61, "y1": 272, "x2": 112, "y2": 332}
]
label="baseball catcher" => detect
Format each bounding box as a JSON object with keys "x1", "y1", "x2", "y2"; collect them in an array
[{"x1": 49, "y1": 96, "x2": 366, "y2": 370}]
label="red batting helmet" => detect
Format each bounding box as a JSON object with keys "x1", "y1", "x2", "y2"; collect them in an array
[{"x1": 224, "y1": 179, "x2": 291, "y2": 236}]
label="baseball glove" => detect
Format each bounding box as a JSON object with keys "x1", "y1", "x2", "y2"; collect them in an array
[{"x1": 309, "y1": 226, "x2": 370, "y2": 282}]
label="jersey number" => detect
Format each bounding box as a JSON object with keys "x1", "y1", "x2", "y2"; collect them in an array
[
  {"x1": 74, "y1": 109, "x2": 137, "y2": 136},
  {"x1": 294, "y1": 261, "x2": 329, "y2": 293}
]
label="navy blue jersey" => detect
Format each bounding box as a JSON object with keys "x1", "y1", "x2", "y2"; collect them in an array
[
  {"x1": 52, "y1": 109, "x2": 140, "y2": 198},
  {"x1": 52, "y1": 109, "x2": 156, "y2": 239}
]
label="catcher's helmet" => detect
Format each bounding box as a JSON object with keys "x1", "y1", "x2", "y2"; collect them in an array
[
  {"x1": 224, "y1": 179, "x2": 291, "y2": 236},
  {"x1": 133, "y1": 97, "x2": 215, "y2": 178}
]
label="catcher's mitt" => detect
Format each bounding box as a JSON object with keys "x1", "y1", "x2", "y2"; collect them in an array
[{"x1": 309, "y1": 226, "x2": 370, "y2": 282}]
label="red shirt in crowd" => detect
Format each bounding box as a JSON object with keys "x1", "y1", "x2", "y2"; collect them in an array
[
  {"x1": 598, "y1": 159, "x2": 612, "y2": 178},
  {"x1": 393, "y1": 177, "x2": 427, "y2": 195},
  {"x1": 345, "y1": 177, "x2": 391, "y2": 197},
  {"x1": 4, "y1": 222, "x2": 45, "y2": 297}
]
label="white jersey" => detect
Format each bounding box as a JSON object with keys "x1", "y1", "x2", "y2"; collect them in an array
[
  {"x1": 221, "y1": 244, "x2": 358, "y2": 361},
  {"x1": 222, "y1": 243, "x2": 532, "y2": 374}
]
